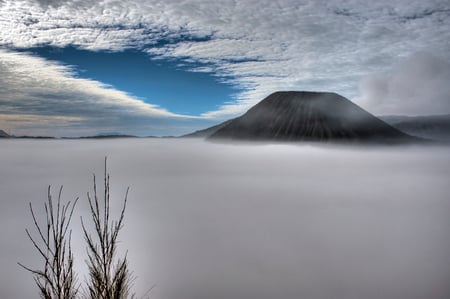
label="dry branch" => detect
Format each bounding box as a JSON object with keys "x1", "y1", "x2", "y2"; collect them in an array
[{"x1": 18, "y1": 186, "x2": 79, "y2": 299}]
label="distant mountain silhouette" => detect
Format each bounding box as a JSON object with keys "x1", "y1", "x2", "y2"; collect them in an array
[
  {"x1": 78, "y1": 134, "x2": 137, "y2": 139},
  {"x1": 208, "y1": 91, "x2": 418, "y2": 143},
  {"x1": 380, "y1": 114, "x2": 450, "y2": 142},
  {"x1": 0, "y1": 129, "x2": 9, "y2": 138}
]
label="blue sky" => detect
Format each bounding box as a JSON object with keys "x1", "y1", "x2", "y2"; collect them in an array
[
  {"x1": 28, "y1": 46, "x2": 240, "y2": 116},
  {"x1": 0, "y1": 0, "x2": 449, "y2": 136}
]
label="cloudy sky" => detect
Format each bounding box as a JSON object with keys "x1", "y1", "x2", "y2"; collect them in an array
[{"x1": 0, "y1": 0, "x2": 449, "y2": 136}]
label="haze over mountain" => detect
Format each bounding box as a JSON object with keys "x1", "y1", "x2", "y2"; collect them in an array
[
  {"x1": 380, "y1": 114, "x2": 450, "y2": 142},
  {"x1": 208, "y1": 91, "x2": 415, "y2": 143},
  {"x1": 4, "y1": 92, "x2": 448, "y2": 143}
]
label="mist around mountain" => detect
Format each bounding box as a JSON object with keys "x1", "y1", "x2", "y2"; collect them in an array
[
  {"x1": 380, "y1": 114, "x2": 450, "y2": 142},
  {"x1": 1, "y1": 92, "x2": 449, "y2": 143}
]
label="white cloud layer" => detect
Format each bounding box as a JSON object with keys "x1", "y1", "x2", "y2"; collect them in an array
[
  {"x1": 1, "y1": 140, "x2": 450, "y2": 298},
  {"x1": 0, "y1": 0, "x2": 450, "y2": 134}
]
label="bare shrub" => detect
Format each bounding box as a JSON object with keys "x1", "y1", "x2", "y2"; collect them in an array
[
  {"x1": 20, "y1": 158, "x2": 140, "y2": 299},
  {"x1": 18, "y1": 186, "x2": 79, "y2": 299},
  {"x1": 81, "y1": 158, "x2": 134, "y2": 299}
]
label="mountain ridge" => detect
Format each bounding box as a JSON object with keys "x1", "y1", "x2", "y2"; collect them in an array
[{"x1": 208, "y1": 91, "x2": 419, "y2": 143}]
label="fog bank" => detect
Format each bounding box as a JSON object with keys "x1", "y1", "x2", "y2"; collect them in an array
[{"x1": 1, "y1": 139, "x2": 449, "y2": 299}]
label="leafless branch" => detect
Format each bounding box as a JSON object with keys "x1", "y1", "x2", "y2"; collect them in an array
[
  {"x1": 19, "y1": 186, "x2": 79, "y2": 299},
  {"x1": 81, "y1": 157, "x2": 134, "y2": 299}
]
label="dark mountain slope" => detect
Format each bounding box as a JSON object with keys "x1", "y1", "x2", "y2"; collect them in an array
[
  {"x1": 0, "y1": 129, "x2": 9, "y2": 138},
  {"x1": 209, "y1": 91, "x2": 417, "y2": 143}
]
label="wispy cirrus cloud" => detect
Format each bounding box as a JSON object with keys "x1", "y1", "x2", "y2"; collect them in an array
[{"x1": 0, "y1": 0, "x2": 450, "y2": 135}]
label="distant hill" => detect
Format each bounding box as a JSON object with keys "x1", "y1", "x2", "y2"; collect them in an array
[
  {"x1": 14, "y1": 136, "x2": 55, "y2": 139},
  {"x1": 0, "y1": 130, "x2": 10, "y2": 138},
  {"x1": 208, "y1": 91, "x2": 418, "y2": 143},
  {"x1": 380, "y1": 114, "x2": 450, "y2": 142},
  {"x1": 78, "y1": 134, "x2": 137, "y2": 139}
]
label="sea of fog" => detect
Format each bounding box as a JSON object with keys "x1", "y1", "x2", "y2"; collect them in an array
[{"x1": 0, "y1": 138, "x2": 449, "y2": 299}]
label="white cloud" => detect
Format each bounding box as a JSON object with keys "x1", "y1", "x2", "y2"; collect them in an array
[
  {"x1": 0, "y1": 0, "x2": 450, "y2": 123},
  {"x1": 356, "y1": 52, "x2": 450, "y2": 116}
]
